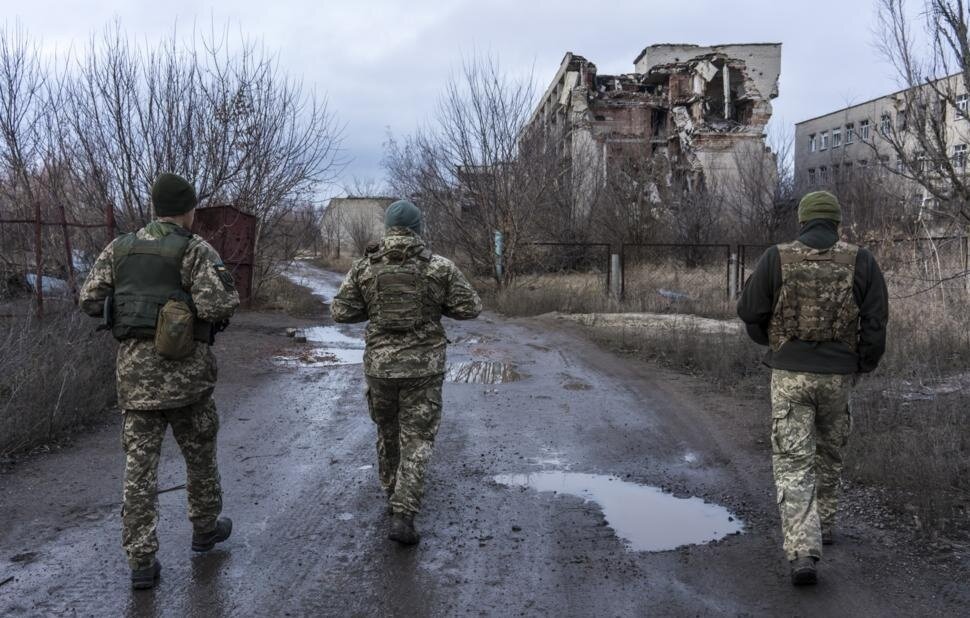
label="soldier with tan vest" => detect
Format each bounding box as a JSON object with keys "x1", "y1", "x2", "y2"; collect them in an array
[{"x1": 737, "y1": 190, "x2": 889, "y2": 586}]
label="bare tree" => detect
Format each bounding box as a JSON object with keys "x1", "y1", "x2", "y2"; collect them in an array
[
  {"x1": 384, "y1": 55, "x2": 560, "y2": 286},
  {"x1": 874, "y1": 0, "x2": 970, "y2": 227}
]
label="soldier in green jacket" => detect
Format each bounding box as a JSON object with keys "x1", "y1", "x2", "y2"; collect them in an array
[
  {"x1": 737, "y1": 191, "x2": 889, "y2": 586},
  {"x1": 332, "y1": 200, "x2": 482, "y2": 545},
  {"x1": 79, "y1": 173, "x2": 240, "y2": 589}
]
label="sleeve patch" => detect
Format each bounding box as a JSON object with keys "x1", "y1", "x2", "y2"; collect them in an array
[{"x1": 214, "y1": 263, "x2": 235, "y2": 290}]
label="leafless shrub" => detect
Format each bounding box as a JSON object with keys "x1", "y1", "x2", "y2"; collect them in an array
[{"x1": 0, "y1": 305, "x2": 116, "y2": 455}]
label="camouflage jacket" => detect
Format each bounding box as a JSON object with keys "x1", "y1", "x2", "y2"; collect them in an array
[
  {"x1": 79, "y1": 221, "x2": 240, "y2": 410},
  {"x1": 331, "y1": 228, "x2": 482, "y2": 378}
]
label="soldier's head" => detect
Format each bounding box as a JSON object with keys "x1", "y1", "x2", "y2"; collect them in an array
[
  {"x1": 152, "y1": 173, "x2": 198, "y2": 229},
  {"x1": 797, "y1": 191, "x2": 841, "y2": 226},
  {"x1": 384, "y1": 200, "x2": 423, "y2": 235}
]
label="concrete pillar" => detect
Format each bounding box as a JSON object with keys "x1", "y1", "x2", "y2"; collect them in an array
[
  {"x1": 723, "y1": 64, "x2": 731, "y2": 120},
  {"x1": 729, "y1": 251, "x2": 739, "y2": 299},
  {"x1": 610, "y1": 253, "x2": 622, "y2": 300}
]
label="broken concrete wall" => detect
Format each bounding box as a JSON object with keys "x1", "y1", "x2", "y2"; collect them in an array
[{"x1": 527, "y1": 43, "x2": 781, "y2": 230}]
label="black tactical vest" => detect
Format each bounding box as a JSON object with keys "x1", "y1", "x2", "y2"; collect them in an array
[{"x1": 110, "y1": 226, "x2": 211, "y2": 343}]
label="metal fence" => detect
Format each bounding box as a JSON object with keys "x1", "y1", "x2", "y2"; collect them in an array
[
  {"x1": 517, "y1": 237, "x2": 970, "y2": 306},
  {"x1": 620, "y1": 243, "x2": 732, "y2": 308},
  {"x1": 0, "y1": 204, "x2": 115, "y2": 317},
  {"x1": 512, "y1": 242, "x2": 612, "y2": 293}
]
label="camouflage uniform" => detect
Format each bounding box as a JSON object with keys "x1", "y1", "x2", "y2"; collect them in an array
[
  {"x1": 771, "y1": 370, "x2": 852, "y2": 561},
  {"x1": 80, "y1": 221, "x2": 239, "y2": 568},
  {"x1": 331, "y1": 227, "x2": 482, "y2": 515},
  {"x1": 765, "y1": 240, "x2": 858, "y2": 562}
]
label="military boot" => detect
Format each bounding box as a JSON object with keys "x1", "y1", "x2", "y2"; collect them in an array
[
  {"x1": 790, "y1": 555, "x2": 818, "y2": 586},
  {"x1": 131, "y1": 558, "x2": 161, "y2": 590},
  {"x1": 388, "y1": 512, "x2": 420, "y2": 545},
  {"x1": 192, "y1": 517, "x2": 233, "y2": 552}
]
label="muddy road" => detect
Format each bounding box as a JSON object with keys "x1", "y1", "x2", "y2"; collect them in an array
[{"x1": 1, "y1": 263, "x2": 967, "y2": 617}]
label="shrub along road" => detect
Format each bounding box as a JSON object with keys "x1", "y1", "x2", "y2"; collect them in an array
[{"x1": 0, "y1": 264, "x2": 967, "y2": 616}]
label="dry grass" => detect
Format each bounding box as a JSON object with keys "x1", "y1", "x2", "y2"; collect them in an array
[
  {"x1": 486, "y1": 264, "x2": 733, "y2": 319},
  {"x1": 0, "y1": 302, "x2": 116, "y2": 455},
  {"x1": 252, "y1": 275, "x2": 325, "y2": 317}
]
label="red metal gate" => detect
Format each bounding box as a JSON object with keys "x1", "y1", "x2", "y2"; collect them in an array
[{"x1": 193, "y1": 205, "x2": 256, "y2": 305}]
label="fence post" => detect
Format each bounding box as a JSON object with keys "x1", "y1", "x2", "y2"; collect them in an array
[
  {"x1": 610, "y1": 253, "x2": 622, "y2": 300},
  {"x1": 105, "y1": 202, "x2": 116, "y2": 245},
  {"x1": 33, "y1": 197, "x2": 44, "y2": 319},
  {"x1": 57, "y1": 200, "x2": 78, "y2": 303},
  {"x1": 619, "y1": 245, "x2": 627, "y2": 300}
]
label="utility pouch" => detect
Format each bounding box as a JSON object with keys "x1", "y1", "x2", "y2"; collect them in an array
[
  {"x1": 155, "y1": 297, "x2": 196, "y2": 360},
  {"x1": 97, "y1": 293, "x2": 114, "y2": 332}
]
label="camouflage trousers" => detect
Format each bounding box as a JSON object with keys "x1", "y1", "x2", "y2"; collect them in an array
[
  {"x1": 365, "y1": 374, "x2": 444, "y2": 516},
  {"x1": 121, "y1": 396, "x2": 223, "y2": 569},
  {"x1": 770, "y1": 369, "x2": 852, "y2": 562}
]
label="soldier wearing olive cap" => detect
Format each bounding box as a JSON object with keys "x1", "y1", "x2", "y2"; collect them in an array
[
  {"x1": 738, "y1": 190, "x2": 889, "y2": 586},
  {"x1": 80, "y1": 173, "x2": 239, "y2": 589}
]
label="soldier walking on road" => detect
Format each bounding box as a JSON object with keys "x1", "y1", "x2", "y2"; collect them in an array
[
  {"x1": 737, "y1": 191, "x2": 888, "y2": 586},
  {"x1": 332, "y1": 200, "x2": 482, "y2": 545},
  {"x1": 80, "y1": 173, "x2": 240, "y2": 589}
]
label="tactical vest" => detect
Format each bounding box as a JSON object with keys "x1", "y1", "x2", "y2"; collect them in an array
[
  {"x1": 111, "y1": 227, "x2": 212, "y2": 343},
  {"x1": 768, "y1": 240, "x2": 860, "y2": 352},
  {"x1": 366, "y1": 243, "x2": 441, "y2": 332}
]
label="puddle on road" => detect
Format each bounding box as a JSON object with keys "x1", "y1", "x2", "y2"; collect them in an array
[
  {"x1": 446, "y1": 361, "x2": 521, "y2": 384},
  {"x1": 273, "y1": 348, "x2": 365, "y2": 367},
  {"x1": 494, "y1": 471, "x2": 743, "y2": 552},
  {"x1": 273, "y1": 324, "x2": 365, "y2": 368},
  {"x1": 304, "y1": 326, "x2": 362, "y2": 346}
]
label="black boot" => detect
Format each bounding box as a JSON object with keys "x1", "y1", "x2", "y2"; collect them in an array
[
  {"x1": 790, "y1": 555, "x2": 818, "y2": 586},
  {"x1": 192, "y1": 517, "x2": 233, "y2": 552},
  {"x1": 388, "y1": 512, "x2": 420, "y2": 545},
  {"x1": 131, "y1": 558, "x2": 161, "y2": 590}
]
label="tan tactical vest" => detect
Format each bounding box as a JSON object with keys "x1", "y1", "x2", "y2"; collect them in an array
[
  {"x1": 768, "y1": 240, "x2": 860, "y2": 352},
  {"x1": 366, "y1": 244, "x2": 441, "y2": 332}
]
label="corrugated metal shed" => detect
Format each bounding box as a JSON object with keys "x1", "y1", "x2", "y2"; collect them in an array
[{"x1": 193, "y1": 205, "x2": 257, "y2": 305}]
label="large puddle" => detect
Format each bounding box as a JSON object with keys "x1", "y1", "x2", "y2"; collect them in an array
[
  {"x1": 494, "y1": 471, "x2": 743, "y2": 552},
  {"x1": 446, "y1": 361, "x2": 521, "y2": 384}
]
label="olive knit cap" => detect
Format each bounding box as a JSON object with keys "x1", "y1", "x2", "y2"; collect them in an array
[
  {"x1": 152, "y1": 173, "x2": 198, "y2": 217},
  {"x1": 798, "y1": 190, "x2": 842, "y2": 223},
  {"x1": 385, "y1": 199, "x2": 422, "y2": 234}
]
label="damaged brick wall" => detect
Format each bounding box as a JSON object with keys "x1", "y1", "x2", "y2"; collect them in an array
[{"x1": 528, "y1": 42, "x2": 781, "y2": 217}]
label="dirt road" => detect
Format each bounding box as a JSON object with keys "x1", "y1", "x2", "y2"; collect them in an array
[{"x1": 1, "y1": 263, "x2": 967, "y2": 617}]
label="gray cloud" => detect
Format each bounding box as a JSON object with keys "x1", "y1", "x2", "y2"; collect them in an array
[{"x1": 12, "y1": 0, "x2": 901, "y2": 195}]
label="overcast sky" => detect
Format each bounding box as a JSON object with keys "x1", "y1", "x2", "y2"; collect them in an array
[{"x1": 9, "y1": 0, "x2": 909, "y2": 197}]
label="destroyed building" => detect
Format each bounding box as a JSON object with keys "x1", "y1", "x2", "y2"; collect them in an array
[{"x1": 526, "y1": 43, "x2": 781, "y2": 214}]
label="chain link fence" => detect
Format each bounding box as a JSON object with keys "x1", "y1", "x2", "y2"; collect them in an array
[
  {"x1": 620, "y1": 243, "x2": 732, "y2": 314},
  {"x1": 510, "y1": 242, "x2": 612, "y2": 292}
]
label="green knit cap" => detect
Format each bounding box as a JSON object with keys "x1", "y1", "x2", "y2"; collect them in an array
[
  {"x1": 384, "y1": 200, "x2": 422, "y2": 234},
  {"x1": 798, "y1": 190, "x2": 841, "y2": 223},
  {"x1": 152, "y1": 173, "x2": 198, "y2": 217}
]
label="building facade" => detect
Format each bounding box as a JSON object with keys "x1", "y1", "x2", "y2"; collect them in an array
[
  {"x1": 525, "y1": 42, "x2": 781, "y2": 216},
  {"x1": 794, "y1": 74, "x2": 970, "y2": 213},
  {"x1": 321, "y1": 197, "x2": 395, "y2": 257}
]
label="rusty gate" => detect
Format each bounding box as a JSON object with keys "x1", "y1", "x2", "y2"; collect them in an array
[{"x1": 193, "y1": 205, "x2": 257, "y2": 305}]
